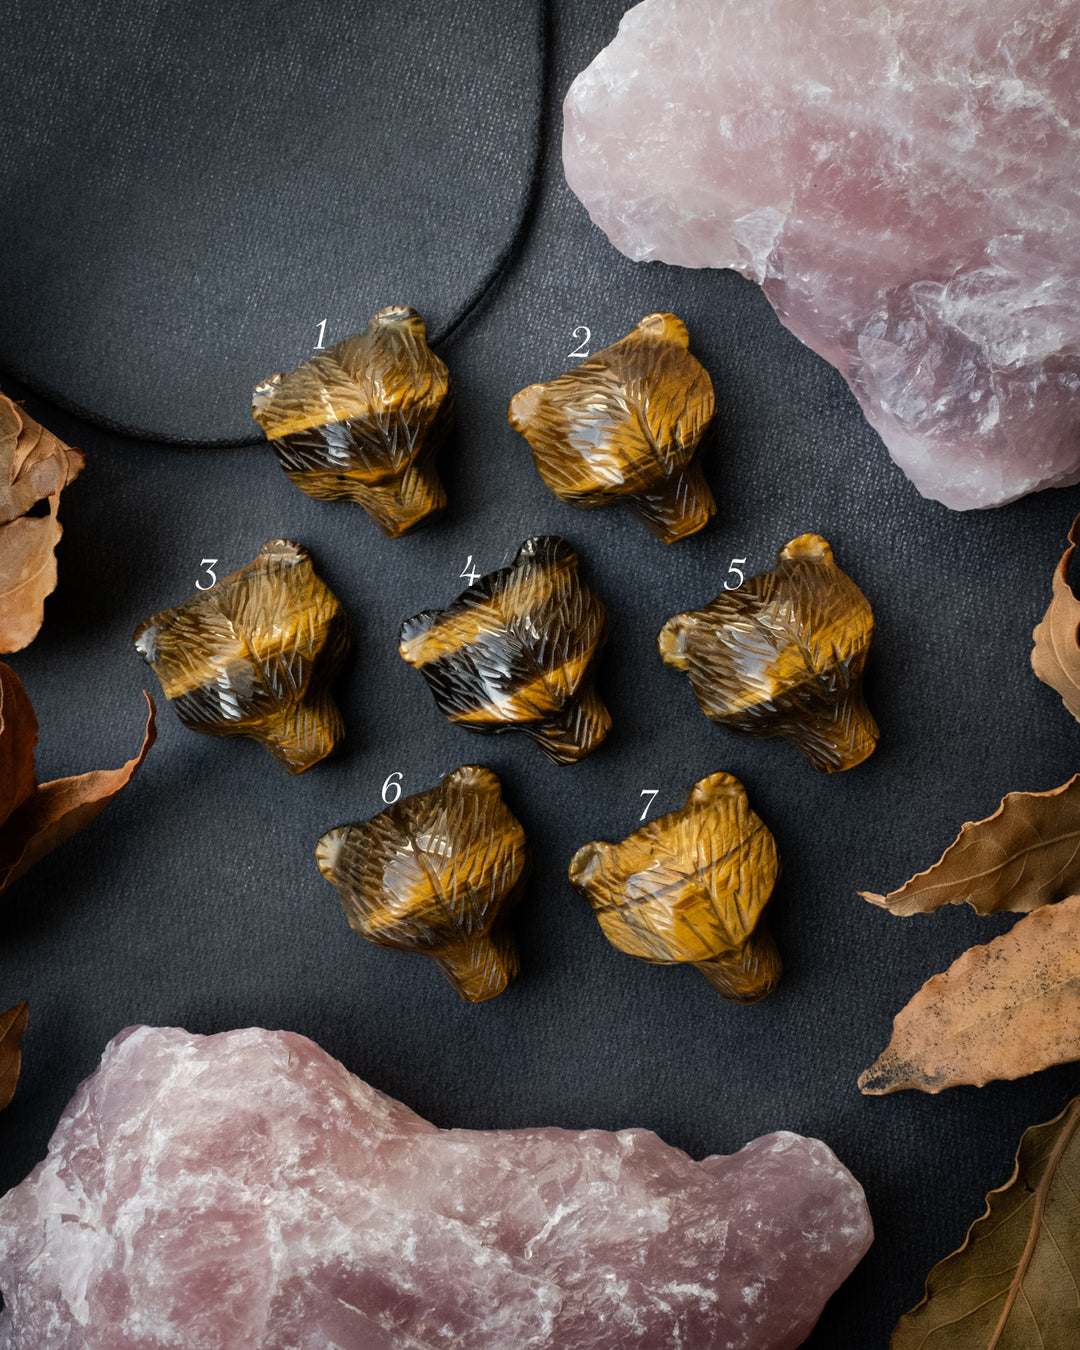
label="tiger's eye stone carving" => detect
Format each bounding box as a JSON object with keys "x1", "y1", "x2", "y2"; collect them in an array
[
  {"x1": 133, "y1": 539, "x2": 349, "y2": 774},
  {"x1": 399, "y1": 536, "x2": 610, "y2": 765},
  {"x1": 659, "y1": 534, "x2": 878, "y2": 773},
  {"x1": 508, "y1": 313, "x2": 716, "y2": 543},
  {"x1": 569, "y1": 773, "x2": 781, "y2": 1003},
  {"x1": 316, "y1": 765, "x2": 529, "y2": 1002},
  {"x1": 252, "y1": 305, "x2": 451, "y2": 538}
]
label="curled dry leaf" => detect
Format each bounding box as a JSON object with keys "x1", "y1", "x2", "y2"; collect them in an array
[
  {"x1": 0, "y1": 1001, "x2": 28, "y2": 1112},
  {"x1": 0, "y1": 391, "x2": 84, "y2": 653},
  {"x1": 0, "y1": 663, "x2": 156, "y2": 894},
  {"x1": 892, "y1": 1095, "x2": 1080, "y2": 1349},
  {"x1": 1032, "y1": 511, "x2": 1080, "y2": 724},
  {"x1": 860, "y1": 893, "x2": 1080, "y2": 1095},
  {"x1": 861, "y1": 775, "x2": 1080, "y2": 917}
]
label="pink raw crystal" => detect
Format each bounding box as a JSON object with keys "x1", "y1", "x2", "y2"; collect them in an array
[
  {"x1": 563, "y1": 0, "x2": 1080, "y2": 509},
  {"x1": 0, "y1": 1026, "x2": 871, "y2": 1349}
]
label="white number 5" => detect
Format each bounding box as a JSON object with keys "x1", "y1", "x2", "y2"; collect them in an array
[{"x1": 724, "y1": 558, "x2": 747, "y2": 590}]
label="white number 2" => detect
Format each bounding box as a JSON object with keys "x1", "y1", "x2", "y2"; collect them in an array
[
  {"x1": 382, "y1": 772, "x2": 403, "y2": 804},
  {"x1": 639, "y1": 788, "x2": 659, "y2": 821},
  {"x1": 567, "y1": 325, "x2": 591, "y2": 359},
  {"x1": 196, "y1": 559, "x2": 218, "y2": 591},
  {"x1": 724, "y1": 557, "x2": 747, "y2": 590}
]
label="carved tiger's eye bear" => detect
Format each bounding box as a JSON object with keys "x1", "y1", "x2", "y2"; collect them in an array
[
  {"x1": 509, "y1": 313, "x2": 716, "y2": 543},
  {"x1": 570, "y1": 773, "x2": 782, "y2": 1004},
  {"x1": 134, "y1": 540, "x2": 349, "y2": 774},
  {"x1": 399, "y1": 536, "x2": 610, "y2": 765},
  {"x1": 317, "y1": 764, "x2": 530, "y2": 1002},
  {"x1": 659, "y1": 534, "x2": 878, "y2": 772},
  {"x1": 253, "y1": 305, "x2": 452, "y2": 538}
]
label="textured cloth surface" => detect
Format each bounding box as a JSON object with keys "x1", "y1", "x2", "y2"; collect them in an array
[{"x1": 2, "y1": 3, "x2": 1080, "y2": 1348}]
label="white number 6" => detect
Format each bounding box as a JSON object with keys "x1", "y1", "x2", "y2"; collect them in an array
[{"x1": 381, "y1": 772, "x2": 403, "y2": 804}]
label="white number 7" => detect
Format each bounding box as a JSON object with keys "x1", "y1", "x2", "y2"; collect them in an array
[{"x1": 639, "y1": 788, "x2": 659, "y2": 821}]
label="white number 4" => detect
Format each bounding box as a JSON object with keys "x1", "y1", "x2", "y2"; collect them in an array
[
  {"x1": 639, "y1": 788, "x2": 659, "y2": 821},
  {"x1": 724, "y1": 557, "x2": 747, "y2": 590},
  {"x1": 460, "y1": 556, "x2": 481, "y2": 585},
  {"x1": 196, "y1": 559, "x2": 218, "y2": 591}
]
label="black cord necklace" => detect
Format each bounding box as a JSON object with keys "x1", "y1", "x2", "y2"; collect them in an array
[{"x1": 2, "y1": 0, "x2": 552, "y2": 451}]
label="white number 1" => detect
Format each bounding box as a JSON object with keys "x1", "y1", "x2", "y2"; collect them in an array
[{"x1": 314, "y1": 319, "x2": 328, "y2": 349}]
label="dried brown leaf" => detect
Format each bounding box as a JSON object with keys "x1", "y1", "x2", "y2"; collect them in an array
[
  {"x1": 0, "y1": 1001, "x2": 28, "y2": 1112},
  {"x1": 892, "y1": 1095, "x2": 1080, "y2": 1349},
  {"x1": 859, "y1": 893, "x2": 1080, "y2": 1095},
  {"x1": 861, "y1": 776, "x2": 1080, "y2": 917},
  {"x1": 0, "y1": 391, "x2": 84, "y2": 653},
  {"x1": 0, "y1": 663, "x2": 156, "y2": 894},
  {"x1": 1032, "y1": 510, "x2": 1080, "y2": 724},
  {"x1": 0, "y1": 663, "x2": 38, "y2": 825}
]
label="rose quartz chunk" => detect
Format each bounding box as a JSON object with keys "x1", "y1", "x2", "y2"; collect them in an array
[
  {"x1": 0, "y1": 1026, "x2": 871, "y2": 1348},
  {"x1": 563, "y1": 0, "x2": 1080, "y2": 509}
]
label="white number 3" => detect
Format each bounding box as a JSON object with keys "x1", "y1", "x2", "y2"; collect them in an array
[{"x1": 196, "y1": 559, "x2": 218, "y2": 591}]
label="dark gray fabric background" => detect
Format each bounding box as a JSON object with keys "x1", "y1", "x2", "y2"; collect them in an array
[{"x1": 2, "y1": 1, "x2": 1079, "y2": 1346}]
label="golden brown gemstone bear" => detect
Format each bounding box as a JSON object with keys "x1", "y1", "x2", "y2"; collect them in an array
[
  {"x1": 316, "y1": 765, "x2": 529, "y2": 1002},
  {"x1": 399, "y1": 536, "x2": 609, "y2": 765},
  {"x1": 569, "y1": 773, "x2": 781, "y2": 1003},
  {"x1": 509, "y1": 313, "x2": 716, "y2": 543},
  {"x1": 252, "y1": 305, "x2": 451, "y2": 537},
  {"x1": 134, "y1": 540, "x2": 349, "y2": 774},
  {"x1": 658, "y1": 534, "x2": 878, "y2": 772}
]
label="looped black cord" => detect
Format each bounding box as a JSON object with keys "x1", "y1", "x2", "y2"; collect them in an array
[{"x1": 2, "y1": 0, "x2": 551, "y2": 451}]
